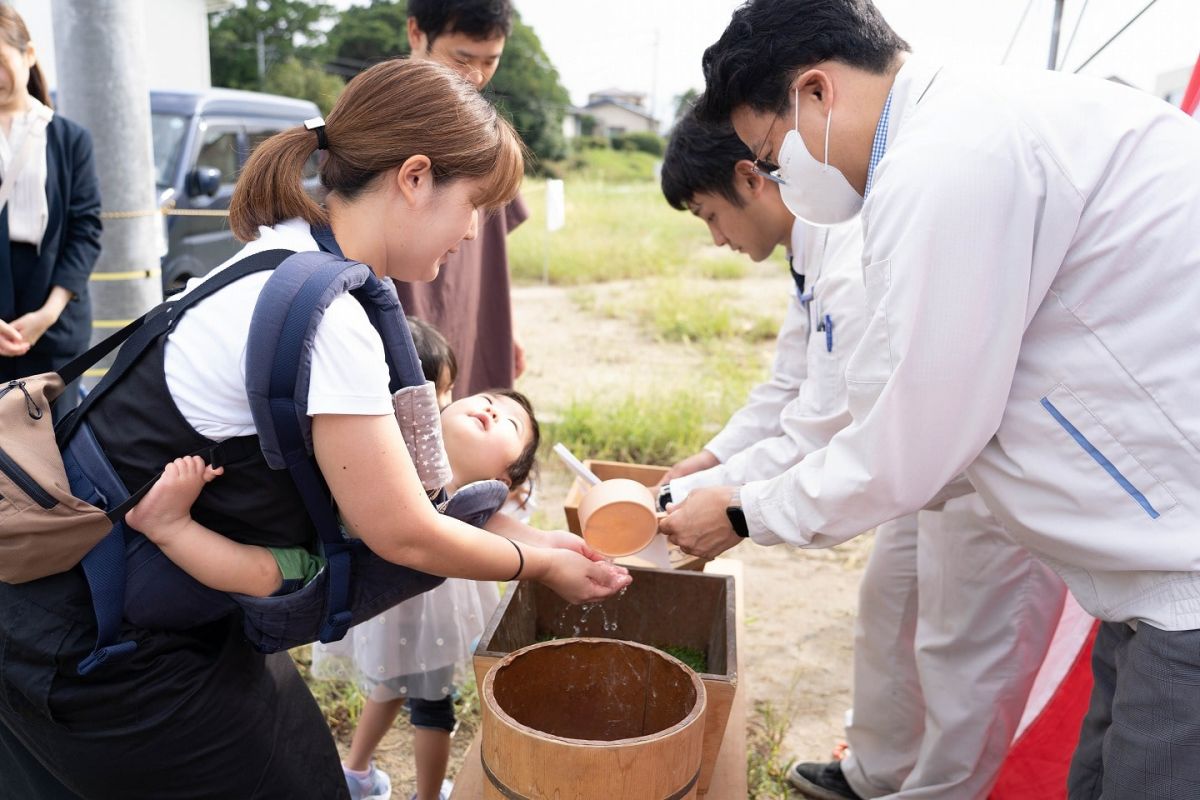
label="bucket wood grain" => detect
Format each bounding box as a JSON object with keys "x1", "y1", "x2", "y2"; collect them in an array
[{"x1": 481, "y1": 638, "x2": 707, "y2": 799}]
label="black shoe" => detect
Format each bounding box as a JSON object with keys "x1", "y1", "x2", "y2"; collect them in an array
[{"x1": 786, "y1": 760, "x2": 863, "y2": 800}]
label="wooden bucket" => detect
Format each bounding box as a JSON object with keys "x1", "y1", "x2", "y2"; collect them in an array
[
  {"x1": 474, "y1": 568, "x2": 737, "y2": 794},
  {"x1": 481, "y1": 638, "x2": 707, "y2": 799}
]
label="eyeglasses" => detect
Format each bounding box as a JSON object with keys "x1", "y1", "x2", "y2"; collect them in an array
[
  {"x1": 751, "y1": 115, "x2": 786, "y2": 185},
  {"x1": 752, "y1": 160, "x2": 785, "y2": 185}
]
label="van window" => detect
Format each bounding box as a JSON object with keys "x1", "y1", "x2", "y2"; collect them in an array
[
  {"x1": 152, "y1": 113, "x2": 189, "y2": 188},
  {"x1": 196, "y1": 127, "x2": 241, "y2": 185}
]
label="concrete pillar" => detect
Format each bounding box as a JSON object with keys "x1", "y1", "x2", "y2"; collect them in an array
[{"x1": 50, "y1": 0, "x2": 161, "y2": 378}]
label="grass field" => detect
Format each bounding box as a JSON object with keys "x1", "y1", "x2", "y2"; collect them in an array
[{"x1": 509, "y1": 179, "x2": 751, "y2": 285}]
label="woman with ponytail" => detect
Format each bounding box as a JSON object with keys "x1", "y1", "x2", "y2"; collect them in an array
[
  {"x1": 0, "y1": 6, "x2": 100, "y2": 411},
  {"x1": 0, "y1": 58, "x2": 628, "y2": 799}
]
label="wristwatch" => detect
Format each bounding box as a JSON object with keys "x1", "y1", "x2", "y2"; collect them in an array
[
  {"x1": 725, "y1": 488, "x2": 749, "y2": 538},
  {"x1": 657, "y1": 484, "x2": 673, "y2": 512}
]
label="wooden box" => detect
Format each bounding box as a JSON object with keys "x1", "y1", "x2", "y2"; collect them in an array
[
  {"x1": 563, "y1": 458, "x2": 706, "y2": 571},
  {"x1": 473, "y1": 566, "x2": 737, "y2": 794}
]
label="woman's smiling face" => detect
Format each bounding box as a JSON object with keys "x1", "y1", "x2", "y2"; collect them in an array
[{"x1": 0, "y1": 40, "x2": 33, "y2": 110}]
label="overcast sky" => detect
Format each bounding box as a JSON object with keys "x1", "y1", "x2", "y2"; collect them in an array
[{"x1": 507, "y1": 0, "x2": 1200, "y2": 124}]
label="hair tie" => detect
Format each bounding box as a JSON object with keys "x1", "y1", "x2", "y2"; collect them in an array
[{"x1": 304, "y1": 116, "x2": 328, "y2": 150}]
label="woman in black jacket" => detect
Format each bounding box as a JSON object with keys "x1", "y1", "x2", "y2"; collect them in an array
[{"x1": 0, "y1": 6, "x2": 101, "y2": 410}]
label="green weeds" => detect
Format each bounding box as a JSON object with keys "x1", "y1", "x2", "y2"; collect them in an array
[
  {"x1": 510, "y1": 181, "x2": 747, "y2": 285},
  {"x1": 747, "y1": 699, "x2": 796, "y2": 799}
]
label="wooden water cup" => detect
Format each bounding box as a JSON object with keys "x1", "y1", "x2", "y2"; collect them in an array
[{"x1": 576, "y1": 477, "x2": 659, "y2": 558}]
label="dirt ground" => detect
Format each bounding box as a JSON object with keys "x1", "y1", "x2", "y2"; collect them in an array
[{"x1": 348, "y1": 279, "x2": 870, "y2": 797}]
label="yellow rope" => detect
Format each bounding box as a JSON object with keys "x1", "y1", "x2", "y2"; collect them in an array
[
  {"x1": 166, "y1": 208, "x2": 230, "y2": 217},
  {"x1": 92, "y1": 319, "x2": 136, "y2": 329},
  {"x1": 98, "y1": 208, "x2": 161, "y2": 220},
  {"x1": 89, "y1": 268, "x2": 161, "y2": 282},
  {"x1": 100, "y1": 205, "x2": 231, "y2": 220}
]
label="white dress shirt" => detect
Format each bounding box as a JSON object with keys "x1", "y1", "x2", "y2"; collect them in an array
[{"x1": 0, "y1": 98, "x2": 53, "y2": 247}]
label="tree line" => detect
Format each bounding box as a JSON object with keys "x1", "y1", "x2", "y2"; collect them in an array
[{"x1": 209, "y1": 0, "x2": 572, "y2": 167}]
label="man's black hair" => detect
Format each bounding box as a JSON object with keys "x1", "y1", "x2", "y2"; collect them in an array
[
  {"x1": 661, "y1": 109, "x2": 755, "y2": 211},
  {"x1": 408, "y1": 0, "x2": 513, "y2": 45},
  {"x1": 698, "y1": 0, "x2": 909, "y2": 123}
]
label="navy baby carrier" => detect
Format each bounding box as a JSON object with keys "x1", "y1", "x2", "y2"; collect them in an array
[{"x1": 55, "y1": 238, "x2": 508, "y2": 675}]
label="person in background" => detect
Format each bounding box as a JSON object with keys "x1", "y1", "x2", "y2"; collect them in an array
[
  {"x1": 395, "y1": 0, "x2": 529, "y2": 398},
  {"x1": 0, "y1": 5, "x2": 101, "y2": 413}
]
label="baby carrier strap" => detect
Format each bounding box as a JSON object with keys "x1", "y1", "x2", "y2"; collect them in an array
[
  {"x1": 55, "y1": 249, "x2": 294, "y2": 675},
  {"x1": 244, "y1": 251, "x2": 428, "y2": 643},
  {"x1": 57, "y1": 249, "x2": 296, "y2": 452},
  {"x1": 244, "y1": 253, "x2": 426, "y2": 469}
]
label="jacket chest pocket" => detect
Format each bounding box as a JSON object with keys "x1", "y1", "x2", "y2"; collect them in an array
[
  {"x1": 1040, "y1": 384, "x2": 1177, "y2": 519},
  {"x1": 807, "y1": 329, "x2": 847, "y2": 414},
  {"x1": 845, "y1": 258, "x2": 893, "y2": 385}
]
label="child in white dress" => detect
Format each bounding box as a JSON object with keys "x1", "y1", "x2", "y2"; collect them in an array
[{"x1": 315, "y1": 318, "x2": 537, "y2": 800}]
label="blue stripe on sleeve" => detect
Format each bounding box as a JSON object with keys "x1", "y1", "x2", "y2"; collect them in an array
[{"x1": 1040, "y1": 397, "x2": 1159, "y2": 519}]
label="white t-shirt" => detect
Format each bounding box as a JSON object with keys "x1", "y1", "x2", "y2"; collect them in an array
[{"x1": 164, "y1": 218, "x2": 393, "y2": 441}]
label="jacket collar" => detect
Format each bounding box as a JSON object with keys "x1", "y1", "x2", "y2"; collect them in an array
[{"x1": 881, "y1": 56, "x2": 942, "y2": 151}]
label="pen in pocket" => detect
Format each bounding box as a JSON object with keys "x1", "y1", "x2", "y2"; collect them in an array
[{"x1": 818, "y1": 314, "x2": 833, "y2": 351}]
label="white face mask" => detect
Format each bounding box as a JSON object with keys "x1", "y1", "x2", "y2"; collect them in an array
[{"x1": 772, "y1": 89, "x2": 863, "y2": 226}]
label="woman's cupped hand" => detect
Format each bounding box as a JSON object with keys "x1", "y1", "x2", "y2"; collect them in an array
[{"x1": 540, "y1": 548, "x2": 632, "y2": 605}]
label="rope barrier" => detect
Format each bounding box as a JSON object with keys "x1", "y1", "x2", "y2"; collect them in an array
[
  {"x1": 99, "y1": 207, "x2": 231, "y2": 220},
  {"x1": 98, "y1": 208, "x2": 159, "y2": 220},
  {"x1": 89, "y1": 268, "x2": 161, "y2": 282}
]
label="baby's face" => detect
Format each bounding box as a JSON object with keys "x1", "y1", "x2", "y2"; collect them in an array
[{"x1": 440, "y1": 392, "x2": 532, "y2": 486}]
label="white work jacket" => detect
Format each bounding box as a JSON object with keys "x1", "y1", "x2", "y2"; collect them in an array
[
  {"x1": 742, "y1": 58, "x2": 1200, "y2": 630},
  {"x1": 672, "y1": 218, "x2": 865, "y2": 498}
]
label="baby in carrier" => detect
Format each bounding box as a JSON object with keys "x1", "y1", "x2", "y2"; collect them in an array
[{"x1": 125, "y1": 322, "x2": 541, "y2": 602}]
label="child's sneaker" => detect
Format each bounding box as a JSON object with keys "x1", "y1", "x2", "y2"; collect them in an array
[{"x1": 344, "y1": 762, "x2": 392, "y2": 800}]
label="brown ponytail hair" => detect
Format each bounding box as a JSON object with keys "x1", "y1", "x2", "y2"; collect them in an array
[
  {"x1": 230, "y1": 58, "x2": 525, "y2": 242},
  {"x1": 0, "y1": 6, "x2": 51, "y2": 108}
]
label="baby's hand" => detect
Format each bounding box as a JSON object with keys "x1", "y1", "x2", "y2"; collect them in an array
[{"x1": 126, "y1": 456, "x2": 223, "y2": 545}]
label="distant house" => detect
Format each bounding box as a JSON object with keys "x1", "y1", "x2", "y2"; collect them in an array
[
  {"x1": 561, "y1": 107, "x2": 587, "y2": 140},
  {"x1": 578, "y1": 88, "x2": 660, "y2": 137}
]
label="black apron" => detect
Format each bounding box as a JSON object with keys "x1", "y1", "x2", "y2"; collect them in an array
[{"x1": 0, "y1": 267, "x2": 350, "y2": 798}]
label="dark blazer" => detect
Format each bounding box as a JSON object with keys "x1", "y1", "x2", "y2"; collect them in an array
[{"x1": 0, "y1": 114, "x2": 102, "y2": 363}]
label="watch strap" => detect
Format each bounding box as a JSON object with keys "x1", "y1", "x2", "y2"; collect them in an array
[{"x1": 726, "y1": 488, "x2": 749, "y2": 538}]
